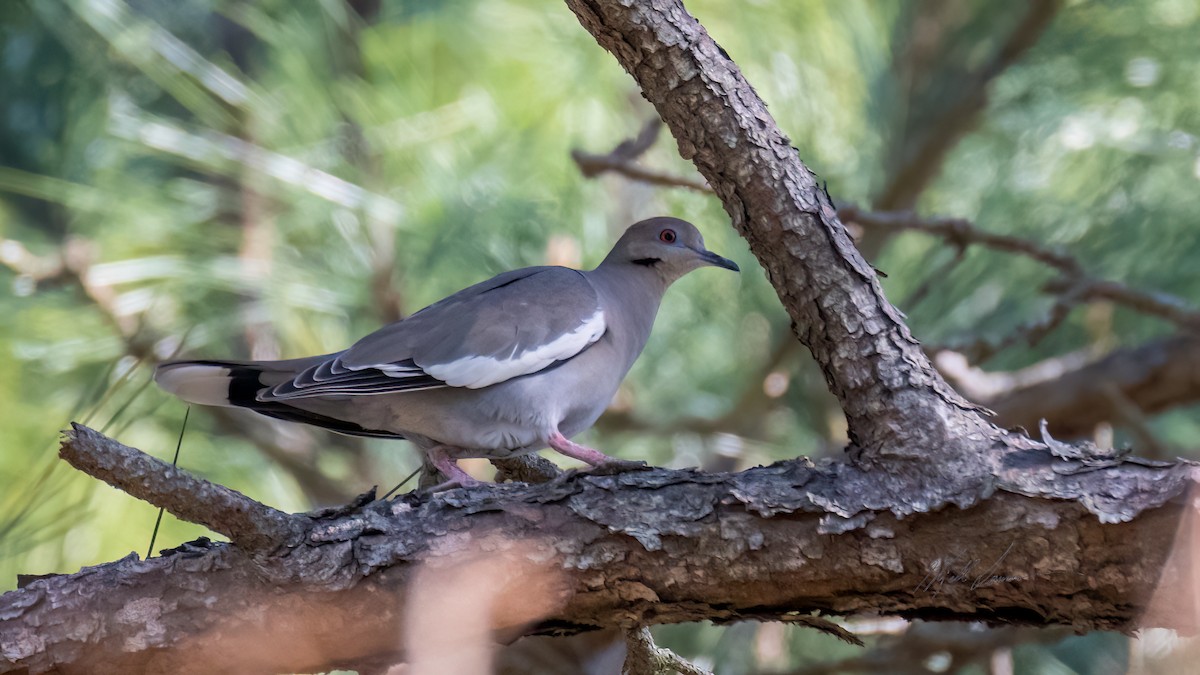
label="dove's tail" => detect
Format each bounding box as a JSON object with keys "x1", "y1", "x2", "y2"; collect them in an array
[
  {"x1": 154, "y1": 357, "x2": 404, "y2": 439},
  {"x1": 154, "y1": 358, "x2": 314, "y2": 408}
]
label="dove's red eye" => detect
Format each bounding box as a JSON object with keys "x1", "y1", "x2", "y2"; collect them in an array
[{"x1": 659, "y1": 229, "x2": 677, "y2": 243}]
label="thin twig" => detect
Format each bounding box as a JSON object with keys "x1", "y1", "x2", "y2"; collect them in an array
[
  {"x1": 840, "y1": 207, "x2": 1200, "y2": 344},
  {"x1": 147, "y1": 407, "x2": 190, "y2": 558},
  {"x1": 1045, "y1": 277, "x2": 1200, "y2": 331},
  {"x1": 380, "y1": 466, "x2": 423, "y2": 500},
  {"x1": 839, "y1": 207, "x2": 1081, "y2": 275},
  {"x1": 571, "y1": 119, "x2": 712, "y2": 193},
  {"x1": 571, "y1": 149, "x2": 712, "y2": 193}
]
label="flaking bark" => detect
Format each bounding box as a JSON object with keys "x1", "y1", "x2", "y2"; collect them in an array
[{"x1": 1, "y1": 428, "x2": 1197, "y2": 674}]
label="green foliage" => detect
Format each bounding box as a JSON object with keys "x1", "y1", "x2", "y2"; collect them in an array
[{"x1": 2, "y1": 0, "x2": 1197, "y2": 671}]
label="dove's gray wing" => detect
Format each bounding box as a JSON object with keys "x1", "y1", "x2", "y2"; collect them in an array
[{"x1": 260, "y1": 266, "x2": 606, "y2": 401}]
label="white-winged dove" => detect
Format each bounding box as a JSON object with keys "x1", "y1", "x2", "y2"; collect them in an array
[{"x1": 155, "y1": 217, "x2": 739, "y2": 485}]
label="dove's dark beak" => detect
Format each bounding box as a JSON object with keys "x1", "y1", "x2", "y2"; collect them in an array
[{"x1": 697, "y1": 248, "x2": 740, "y2": 272}]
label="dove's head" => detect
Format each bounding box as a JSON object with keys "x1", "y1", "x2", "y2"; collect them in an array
[{"x1": 602, "y1": 217, "x2": 739, "y2": 284}]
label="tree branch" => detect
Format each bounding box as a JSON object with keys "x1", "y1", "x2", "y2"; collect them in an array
[
  {"x1": 839, "y1": 207, "x2": 1081, "y2": 276},
  {"x1": 572, "y1": 120, "x2": 712, "y2": 193},
  {"x1": 842, "y1": 207, "x2": 1200, "y2": 336},
  {"x1": 565, "y1": 0, "x2": 987, "y2": 463},
  {"x1": 58, "y1": 424, "x2": 305, "y2": 553},
  {"x1": 3, "y1": 428, "x2": 1198, "y2": 673},
  {"x1": 940, "y1": 334, "x2": 1200, "y2": 438}
]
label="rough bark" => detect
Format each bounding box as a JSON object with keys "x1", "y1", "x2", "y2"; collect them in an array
[
  {"x1": 1, "y1": 428, "x2": 1196, "y2": 674},
  {"x1": 58, "y1": 423, "x2": 306, "y2": 554},
  {"x1": 3, "y1": 2, "x2": 1198, "y2": 673},
  {"x1": 564, "y1": 0, "x2": 992, "y2": 466}
]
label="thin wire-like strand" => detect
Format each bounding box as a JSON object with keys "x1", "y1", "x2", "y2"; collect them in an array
[
  {"x1": 381, "y1": 466, "x2": 422, "y2": 500},
  {"x1": 147, "y1": 407, "x2": 189, "y2": 559}
]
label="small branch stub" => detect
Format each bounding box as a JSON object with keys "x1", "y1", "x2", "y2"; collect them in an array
[{"x1": 59, "y1": 423, "x2": 306, "y2": 553}]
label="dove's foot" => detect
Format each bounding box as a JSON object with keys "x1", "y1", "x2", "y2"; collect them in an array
[
  {"x1": 547, "y1": 431, "x2": 647, "y2": 474},
  {"x1": 426, "y1": 445, "x2": 482, "y2": 490},
  {"x1": 586, "y1": 458, "x2": 651, "y2": 476}
]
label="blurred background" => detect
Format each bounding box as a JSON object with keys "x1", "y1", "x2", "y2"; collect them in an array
[{"x1": 2, "y1": 0, "x2": 1199, "y2": 672}]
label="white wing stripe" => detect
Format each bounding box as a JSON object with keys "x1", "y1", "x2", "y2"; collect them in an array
[
  {"x1": 424, "y1": 309, "x2": 605, "y2": 389},
  {"x1": 378, "y1": 365, "x2": 424, "y2": 377}
]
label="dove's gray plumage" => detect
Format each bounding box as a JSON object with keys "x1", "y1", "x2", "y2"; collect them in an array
[{"x1": 155, "y1": 217, "x2": 739, "y2": 484}]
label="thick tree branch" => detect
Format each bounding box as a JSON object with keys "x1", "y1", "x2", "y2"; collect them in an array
[{"x1": 3, "y1": 428, "x2": 1199, "y2": 674}]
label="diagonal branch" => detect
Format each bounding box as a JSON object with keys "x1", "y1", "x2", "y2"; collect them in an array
[
  {"x1": 565, "y1": 0, "x2": 987, "y2": 462},
  {"x1": 572, "y1": 120, "x2": 712, "y2": 193},
  {"x1": 624, "y1": 627, "x2": 715, "y2": 675},
  {"x1": 58, "y1": 424, "x2": 306, "y2": 553},
  {"x1": 572, "y1": 121, "x2": 713, "y2": 193}
]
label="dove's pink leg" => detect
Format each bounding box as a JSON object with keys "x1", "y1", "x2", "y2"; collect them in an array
[
  {"x1": 546, "y1": 431, "x2": 617, "y2": 466},
  {"x1": 428, "y1": 445, "x2": 480, "y2": 488}
]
